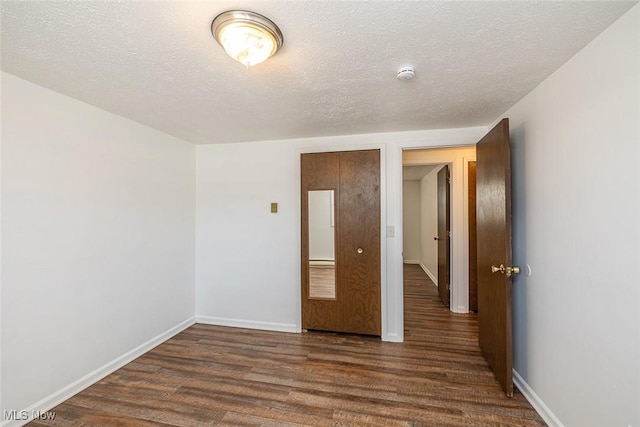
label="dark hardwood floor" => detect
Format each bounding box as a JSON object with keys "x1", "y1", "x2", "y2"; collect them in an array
[{"x1": 31, "y1": 264, "x2": 545, "y2": 426}]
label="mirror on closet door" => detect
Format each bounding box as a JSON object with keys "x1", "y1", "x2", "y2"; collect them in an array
[{"x1": 307, "y1": 190, "x2": 336, "y2": 299}]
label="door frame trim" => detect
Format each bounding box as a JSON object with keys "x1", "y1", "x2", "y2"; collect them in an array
[{"x1": 388, "y1": 126, "x2": 486, "y2": 342}]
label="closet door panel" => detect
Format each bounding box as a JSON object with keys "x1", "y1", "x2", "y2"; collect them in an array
[
  {"x1": 337, "y1": 150, "x2": 381, "y2": 335},
  {"x1": 301, "y1": 152, "x2": 340, "y2": 332}
]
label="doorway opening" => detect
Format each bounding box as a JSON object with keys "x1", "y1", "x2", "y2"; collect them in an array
[
  {"x1": 401, "y1": 147, "x2": 476, "y2": 314},
  {"x1": 398, "y1": 120, "x2": 514, "y2": 396},
  {"x1": 402, "y1": 163, "x2": 450, "y2": 306}
]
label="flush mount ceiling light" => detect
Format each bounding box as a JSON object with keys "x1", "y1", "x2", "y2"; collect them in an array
[{"x1": 211, "y1": 10, "x2": 283, "y2": 67}]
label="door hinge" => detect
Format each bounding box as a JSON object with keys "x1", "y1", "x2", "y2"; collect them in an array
[{"x1": 447, "y1": 230, "x2": 451, "y2": 237}]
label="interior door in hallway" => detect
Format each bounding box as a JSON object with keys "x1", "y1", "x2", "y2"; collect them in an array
[
  {"x1": 301, "y1": 150, "x2": 381, "y2": 336},
  {"x1": 468, "y1": 161, "x2": 478, "y2": 312},
  {"x1": 436, "y1": 165, "x2": 451, "y2": 307},
  {"x1": 476, "y1": 118, "x2": 519, "y2": 397}
]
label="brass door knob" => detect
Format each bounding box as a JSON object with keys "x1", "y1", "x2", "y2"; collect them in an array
[
  {"x1": 491, "y1": 264, "x2": 521, "y2": 277},
  {"x1": 357, "y1": 247, "x2": 364, "y2": 254},
  {"x1": 491, "y1": 264, "x2": 505, "y2": 274}
]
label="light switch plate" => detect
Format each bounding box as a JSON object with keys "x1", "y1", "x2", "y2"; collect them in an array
[
  {"x1": 270, "y1": 202, "x2": 278, "y2": 213},
  {"x1": 386, "y1": 226, "x2": 395, "y2": 237}
]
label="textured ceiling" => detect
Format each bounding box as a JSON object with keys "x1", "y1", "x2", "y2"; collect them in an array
[{"x1": 1, "y1": 1, "x2": 636, "y2": 145}]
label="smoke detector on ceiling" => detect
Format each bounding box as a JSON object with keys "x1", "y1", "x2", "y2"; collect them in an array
[{"x1": 396, "y1": 67, "x2": 415, "y2": 81}]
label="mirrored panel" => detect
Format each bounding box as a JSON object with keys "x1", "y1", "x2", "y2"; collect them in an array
[{"x1": 308, "y1": 190, "x2": 336, "y2": 299}]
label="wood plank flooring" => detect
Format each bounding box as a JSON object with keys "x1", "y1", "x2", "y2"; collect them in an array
[{"x1": 30, "y1": 264, "x2": 545, "y2": 426}]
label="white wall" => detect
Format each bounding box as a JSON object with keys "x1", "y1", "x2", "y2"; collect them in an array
[
  {"x1": 195, "y1": 127, "x2": 485, "y2": 341},
  {"x1": 0, "y1": 72, "x2": 196, "y2": 423},
  {"x1": 499, "y1": 5, "x2": 640, "y2": 426},
  {"x1": 419, "y1": 167, "x2": 441, "y2": 282},
  {"x1": 0, "y1": 73, "x2": 4, "y2": 417},
  {"x1": 196, "y1": 140, "x2": 302, "y2": 333},
  {"x1": 401, "y1": 181, "x2": 421, "y2": 263}
]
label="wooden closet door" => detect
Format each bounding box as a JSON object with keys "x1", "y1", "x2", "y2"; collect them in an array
[
  {"x1": 337, "y1": 150, "x2": 381, "y2": 335},
  {"x1": 301, "y1": 152, "x2": 340, "y2": 332},
  {"x1": 301, "y1": 149, "x2": 381, "y2": 336}
]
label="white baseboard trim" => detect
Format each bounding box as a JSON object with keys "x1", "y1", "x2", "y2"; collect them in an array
[
  {"x1": 419, "y1": 261, "x2": 438, "y2": 286},
  {"x1": 513, "y1": 369, "x2": 563, "y2": 427},
  {"x1": 196, "y1": 316, "x2": 299, "y2": 333},
  {"x1": 382, "y1": 332, "x2": 403, "y2": 343},
  {"x1": 1, "y1": 317, "x2": 196, "y2": 427},
  {"x1": 403, "y1": 260, "x2": 420, "y2": 264}
]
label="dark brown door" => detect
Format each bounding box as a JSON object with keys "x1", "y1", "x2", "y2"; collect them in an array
[
  {"x1": 338, "y1": 150, "x2": 381, "y2": 334},
  {"x1": 301, "y1": 150, "x2": 381, "y2": 335},
  {"x1": 468, "y1": 161, "x2": 478, "y2": 312},
  {"x1": 476, "y1": 118, "x2": 517, "y2": 397},
  {"x1": 301, "y1": 152, "x2": 341, "y2": 332},
  {"x1": 437, "y1": 165, "x2": 450, "y2": 307}
]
